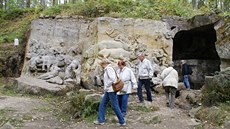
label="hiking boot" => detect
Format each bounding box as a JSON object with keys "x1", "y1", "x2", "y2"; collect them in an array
[{"x1": 93, "y1": 120, "x2": 105, "y2": 125}]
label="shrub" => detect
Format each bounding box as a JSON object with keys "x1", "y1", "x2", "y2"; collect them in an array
[
  {"x1": 201, "y1": 74, "x2": 230, "y2": 106},
  {"x1": 195, "y1": 106, "x2": 227, "y2": 126}
]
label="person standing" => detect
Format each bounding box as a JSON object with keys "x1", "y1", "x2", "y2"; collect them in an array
[
  {"x1": 116, "y1": 60, "x2": 138, "y2": 117},
  {"x1": 136, "y1": 53, "x2": 153, "y2": 103},
  {"x1": 160, "y1": 61, "x2": 178, "y2": 108},
  {"x1": 181, "y1": 60, "x2": 191, "y2": 90},
  {"x1": 94, "y1": 59, "x2": 126, "y2": 126}
]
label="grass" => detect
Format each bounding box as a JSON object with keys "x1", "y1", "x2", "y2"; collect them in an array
[
  {"x1": 0, "y1": 8, "x2": 38, "y2": 44},
  {"x1": 195, "y1": 106, "x2": 228, "y2": 126},
  {"x1": 0, "y1": 108, "x2": 24, "y2": 127}
]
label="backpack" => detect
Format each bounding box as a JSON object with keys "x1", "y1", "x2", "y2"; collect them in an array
[{"x1": 187, "y1": 65, "x2": 193, "y2": 75}]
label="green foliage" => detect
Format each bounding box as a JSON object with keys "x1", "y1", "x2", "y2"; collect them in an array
[
  {"x1": 0, "y1": 108, "x2": 24, "y2": 127},
  {"x1": 0, "y1": 8, "x2": 39, "y2": 43},
  {"x1": 41, "y1": 5, "x2": 61, "y2": 16},
  {"x1": 201, "y1": 75, "x2": 230, "y2": 106},
  {"x1": 63, "y1": 92, "x2": 86, "y2": 117},
  {"x1": 41, "y1": 0, "x2": 199, "y2": 19},
  {"x1": 195, "y1": 106, "x2": 227, "y2": 126}
]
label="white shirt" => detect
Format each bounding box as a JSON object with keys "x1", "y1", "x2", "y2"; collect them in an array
[
  {"x1": 116, "y1": 67, "x2": 138, "y2": 95},
  {"x1": 137, "y1": 58, "x2": 153, "y2": 79},
  {"x1": 103, "y1": 64, "x2": 116, "y2": 92}
]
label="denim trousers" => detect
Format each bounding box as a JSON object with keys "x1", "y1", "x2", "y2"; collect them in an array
[
  {"x1": 97, "y1": 92, "x2": 125, "y2": 124},
  {"x1": 183, "y1": 75, "x2": 190, "y2": 89},
  {"x1": 117, "y1": 94, "x2": 129, "y2": 117},
  {"x1": 137, "y1": 78, "x2": 152, "y2": 102}
]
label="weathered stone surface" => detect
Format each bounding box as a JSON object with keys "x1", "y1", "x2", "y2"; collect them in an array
[
  {"x1": 14, "y1": 76, "x2": 70, "y2": 95},
  {"x1": 17, "y1": 14, "x2": 229, "y2": 93},
  {"x1": 22, "y1": 17, "x2": 173, "y2": 91},
  {"x1": 215, "y1": 16, "x2": 230, "y2": 70},
  {"x1": 1, "y1": 122, "x2": 15, "y2": 129}
]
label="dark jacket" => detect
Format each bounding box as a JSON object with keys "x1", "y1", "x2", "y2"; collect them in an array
[{"x1": 182, "y1": 63, "x2": 189, "y2": 76}]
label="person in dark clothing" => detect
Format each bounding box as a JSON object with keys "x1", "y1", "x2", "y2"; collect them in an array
[{"x1": 181, "y1": 60, "x2": 190, "y2": 90}]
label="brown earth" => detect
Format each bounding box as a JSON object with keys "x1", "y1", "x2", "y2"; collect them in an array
[{"x1": 0, "y1": 93, "x2": 221, "y2": 129}]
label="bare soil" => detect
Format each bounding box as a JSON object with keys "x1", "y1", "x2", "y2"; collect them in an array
[{"x1": 0, "y1": 93, "x2": 221, "y2": 129}]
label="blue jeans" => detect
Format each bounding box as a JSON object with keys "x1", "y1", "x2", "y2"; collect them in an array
[
  {"x1": 183, "y1": 75, "x2": 190, "y2": 89},
  {"x1": 97, "y1": 92, "x2": 125, "y2": 124},
  {"x1": 117, "y1": 94, "x2": 129, "y2": 117},
  {"x1": 137, "y1": 78, "x2": 152, "y2": 102}
]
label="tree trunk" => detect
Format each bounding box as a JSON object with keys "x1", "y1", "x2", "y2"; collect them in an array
[
  {"x1": 192, "y1": 0, "x2": 197, "y2": 9},
  {"x1": 0, "y1": 0, "x2": 3, "y2": 9},
  {"x1": 26, "y1": 0, "x2": 31, "y2": 8},
  {"x1": 40, "y1": 0, "x2": 46, "y2": 10}
]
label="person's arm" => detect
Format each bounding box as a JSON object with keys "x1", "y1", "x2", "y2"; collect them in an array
[
  {"x1": 148, "y1": 60, "x2": 154, "y2": 78},
  {"x1": 105, "y1": 67, "x2": 116, "y2": 87},
  {"x1": 130, "y1": 70, "x2": 138, "y2": 89}
]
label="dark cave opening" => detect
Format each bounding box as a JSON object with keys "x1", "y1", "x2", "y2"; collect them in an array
[
  {"x1": 173, "y1": 24, "x2": 220, "y2": 60},
  {"x1": 173, "y1": 24, "x2": 221, "y2": 89}
]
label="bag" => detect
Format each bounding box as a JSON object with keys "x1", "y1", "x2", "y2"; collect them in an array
[
  {"x1": 187, "y1": 66, "x2": 193, "y2": 75},
  {"x1": 105, "y1": 67, "x2": 124, "y2": 92},
  {"x1": 112, "y1": 79, "x2": 124, "y2": 92}
]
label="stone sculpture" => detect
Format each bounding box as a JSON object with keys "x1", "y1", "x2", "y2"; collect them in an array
[
  {"x1": 64, "y1": 59, "x2": 81, "y2": 80},
  {"x1": 37, "y1": 65, "x2": 61, "y2": 80}
]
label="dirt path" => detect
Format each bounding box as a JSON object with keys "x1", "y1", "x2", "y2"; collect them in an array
[
  {"x1": 0, "y1": 93, "x2": 205, "y2": 129},
  {"x1": 67, "y1": 94, "x2": 202, "y2": 129}
]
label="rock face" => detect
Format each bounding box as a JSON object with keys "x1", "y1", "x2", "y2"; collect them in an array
[
  {"x1": 165, "y1": 13, "x2": 222, "y2": 89},
  {"x1": 15, "y1": 14, "x2": 230, "y2": 92},
  {"x1": 215, "y1": 16, "x2": 230, "y2": 70},
  {"x1": 21, "y1": 16, "x2": 173, "y2": 90}
]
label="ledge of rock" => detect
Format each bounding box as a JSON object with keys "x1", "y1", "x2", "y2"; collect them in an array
[{"x1": 13, "y1": 76, "x2": 71, "y2": 96}]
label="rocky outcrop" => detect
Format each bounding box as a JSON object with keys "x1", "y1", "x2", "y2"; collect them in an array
[
  {"x1": 215, "y1": 16, "x2": 230, "y2": 70},
  {"x1": 21, "y1": 16, "x2": 173, "y2": 90},
  {"x1": 13, "y1": 13, "x2": 230, "y2": 93}
]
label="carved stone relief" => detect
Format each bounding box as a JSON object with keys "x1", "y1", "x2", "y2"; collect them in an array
[{"x1": 22, "y1": 17, "x2": 173, "y2": 89}]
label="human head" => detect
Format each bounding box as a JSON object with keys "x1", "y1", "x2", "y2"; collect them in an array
[
  {"x1": 181, "y1": 60, "x2": 186, "y2": 65},
  {"x1": 138, "y1": 53, "x2": 145, "y2": 61},
  {"x1": 99, "y1": 58, "x2": 110, "y2": 69},
  {"x1": 117, "y1": 60, "x2": 126, "y2": 69},
  {"x1": 168, "y1": 61, "x2": 174, "y2": 67}
]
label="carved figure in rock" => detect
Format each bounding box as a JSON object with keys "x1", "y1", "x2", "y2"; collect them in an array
[
  {"x1": 40, "y1": 55, "x2": 58, "y2": 72},
  {"x1": 26, "y1": 56, "x2": 43, "y2": 76},
  {"x1": 37, "y1": 65, "x2": 61, "y2": 80},
  {"x1": 98, "y1": 48, "x2": 131, "y2": 59},
  {"x1": 64, "y1": 59, "x2": 81, "y2": 80},
  {"x1": 98, "y1": 40, "x2": 131, "y2": 51}
]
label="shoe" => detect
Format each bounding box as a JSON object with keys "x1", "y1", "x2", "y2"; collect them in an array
[
  {"x1": 117, "y1": 122, "x2": 126, "y2": 126},
  {"x1": 93, "y1": 120, "x2": 105, "y2": 125}
]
